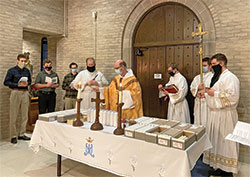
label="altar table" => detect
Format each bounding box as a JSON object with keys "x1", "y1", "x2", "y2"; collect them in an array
[{"x1": 29, "y1": 120, "x2": 212, "y2": 177}]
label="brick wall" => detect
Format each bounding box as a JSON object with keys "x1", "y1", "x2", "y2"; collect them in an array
[
  {"x1": 0, "y1": 0, "x2": 64, "y2": 139},
  {"x1": 0, "y1": 0, "x2": 249, "y2": 163},
  {"x1": 56, "y1": 0, "x2": 141, "y2": 111}
]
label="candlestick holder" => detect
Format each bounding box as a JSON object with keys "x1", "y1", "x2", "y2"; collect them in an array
[{"x1": 73, "y1": 98, "x2": 84, "y2": 127}]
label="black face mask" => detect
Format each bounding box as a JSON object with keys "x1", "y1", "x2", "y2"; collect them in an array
[
  {"x1": 45, "y1": 66, "x2": 52, "y2": 71},
  {"x1": 212, "y1": 64, "x2": 222, "y2": 74},
  {"x1": 168, "y1": 71, "x2": 175, "y2": 77},
  {"x1": 87, "y1": 65, "x2": 95, "y2": 72},
  {"x1": 210, "y1": 64, "x2": 222, "y2": 88}
]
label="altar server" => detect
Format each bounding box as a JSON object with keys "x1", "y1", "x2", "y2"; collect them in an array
[
  {"x1": 202, "y1": 53, "x2": 240, "y2": 176},
  {"x1": 158, "y1": 63, "x2": 190, "y2": 123},
  {"x1": 190, "y1": 57, "x2": 213, "y2": 126}
]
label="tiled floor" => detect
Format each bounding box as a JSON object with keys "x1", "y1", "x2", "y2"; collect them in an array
[{"x1": 0, "y1": 137, "x2": 249, "y2": 177}]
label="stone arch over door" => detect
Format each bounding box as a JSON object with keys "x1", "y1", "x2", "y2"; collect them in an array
[{"x1": 121, "y1": 0, "x2": 216, "y2": 66}]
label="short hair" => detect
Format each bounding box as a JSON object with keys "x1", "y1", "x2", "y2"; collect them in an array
[
  {"x1": 17, "y1": 54, "x2": 26, "y2": 60},
  {"x1": 69, "y1": 62, "x2": 78, "y2": 68},
  {"x1": 86, "y1": 57, "x2": 95, "y2": 64},
  {"x1": 119, "y1": 61, "x2": 127, "y2": 68},
  {"x1": 202, "y1": 57, "x2": 211, "y2": 65},
  {"x1": 43, "y1": 60, "x2": 52, "y2": 65},
  {"x1": 211, "y1": 53, "x2": 228, "y2": 66},
  {"x1": 168, "y1": 63, "x2": 178, "y2": 70}
]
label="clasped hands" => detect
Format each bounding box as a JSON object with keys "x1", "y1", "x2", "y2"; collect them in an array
[{"x1": 197, "y1": 83, "x2": 215, "y2": 97}]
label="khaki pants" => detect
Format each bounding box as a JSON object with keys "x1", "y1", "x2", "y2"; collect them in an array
[
  {"x1": 64, "y1": 97, "x2": 76, "y2": 110},
  {"x1": 9, "y1": 90, "x2": 29, "y2": 138}
]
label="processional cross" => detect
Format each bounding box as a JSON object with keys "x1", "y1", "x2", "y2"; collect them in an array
[
  {"x1": 91, "y1": 91, "x2": 105, "y2": 130},
  {"x1": 192, "y1": 24, "x2": 210, "y2": 83}
]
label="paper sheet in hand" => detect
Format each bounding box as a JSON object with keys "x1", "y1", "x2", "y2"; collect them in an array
[
  {"x1": 18, "y1": 77, "x2": 28, "y2": 84},
  {"x1": 225, "y1": 121, "x2": 250, "y2": 147},
  {"x1": 122, "y1": 90, "x2": 134, "y2": 109}
]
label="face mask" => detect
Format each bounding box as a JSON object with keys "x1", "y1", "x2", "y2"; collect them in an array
[
  {"x1": 212, "y1": 64, "x2": 222, "y2": 74},
  {"x1": 202, "y1": 66, "x2": 209, "y2": 73},
  {"x1": 71, "y1": 68, "x2": 77, "y2": 73},
  {"x1": 45, "y1": 66, "x2": 52, "y2": 71},
  {"x1": 115, "y1": 69, "x2": 122, "y2": 75},
  {"x1": 168, "y1": 71, "x2": 175, "y2": 77},
  {"x1": 87, "y1": 66, "x2": 95, "y2": 72},
  {"x1": 18, "y1": 61, "x2": 26, "y2": 69}
]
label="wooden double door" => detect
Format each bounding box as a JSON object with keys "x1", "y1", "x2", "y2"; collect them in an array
[{"x1": 133, "y1": 3, "x2": 201, "y2": 121}]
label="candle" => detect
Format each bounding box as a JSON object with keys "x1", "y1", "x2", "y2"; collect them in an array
[
  {"x1": 118, "y1": 83, "x2": 122, "y2": 103},
  {"x1": 118, "y1": 90, "x2": 122, "y2": 103},
  {"x1": 77, "y1": 82, "x2": 82, "y2": 99}
]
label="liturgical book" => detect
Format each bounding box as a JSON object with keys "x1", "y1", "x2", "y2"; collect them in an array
[
  {"x1": 225, "y1": 121, "x2": 250, "y2": 147},
  {"x1": 161, "y1": 84, "x2": 179, "y2": 94}
]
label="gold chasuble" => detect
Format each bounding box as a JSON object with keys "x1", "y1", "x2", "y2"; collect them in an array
[{"x1": 104, "y1": 69, "x2": 143, "y2": 119}]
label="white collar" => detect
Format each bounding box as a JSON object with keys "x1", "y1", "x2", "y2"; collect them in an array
[{"x1": 121, "y1": 69, "x2": 134, "y2": 78}]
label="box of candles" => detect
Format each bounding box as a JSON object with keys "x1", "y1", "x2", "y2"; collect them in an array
[
  {"x1": 145, "y1": 126, "x2": 169, "y2": 144},
  {"x1": 186, "y1": 125, "x2": 205, "y2": 141},
  {"x1": 171, "y1": 130, "x2": 196, "y2": 150},
  {"x1": 134, "y1": 124, "x2": 159, "y2": 141},
  {"x1": 124, "y1": 123, "x2": 147, "y2": 138},
  {"x1": 157, "y1": 128, "x2": 182, "y2": 147},
  {"x1": 151, "y1": 119, "x2": 180, "y2": 128},
  {"x1": 173, "y1": 123, "x2": 192, "y2": 130}
]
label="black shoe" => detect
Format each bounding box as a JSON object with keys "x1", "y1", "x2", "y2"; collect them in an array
[
  {"x1": 208, "y1": 168, "x2": 233, "y2": 176},
  {"x1": 11, "y1": 137, "x2": 17, "y2": 144},
  {"x1": 221, "y1": 171, "x2": 233, "y2": 177},
  {"x1": 18, "y1": 135, "x2": 31, "y2": 140}
]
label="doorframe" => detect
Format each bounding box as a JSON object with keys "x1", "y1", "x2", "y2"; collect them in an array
[{"x1": 121, "y1": 0, "x2": 216, "y2": 67}]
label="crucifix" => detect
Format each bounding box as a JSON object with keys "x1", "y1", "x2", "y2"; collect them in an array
[
  {"x1": 90, "y1": 91, "x2": 104, "y2": 130},
  {"x1": 192, "y1": 23, "x2": 210, "y2": 83}
]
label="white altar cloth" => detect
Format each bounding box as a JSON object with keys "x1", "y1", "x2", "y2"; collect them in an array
[{"x1": 29, "y1": 120, "x2": 212, "y2": 177}]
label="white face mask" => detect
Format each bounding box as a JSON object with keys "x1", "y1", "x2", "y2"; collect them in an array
[
  {"x1": 18, "y1": 61, "x2": 26, "y2": 69},
  {"x1": 115, "y1": 69, "x2": 122, "y2": 75},
  {"x1": 202, "y1": 66, "x2": 209, "y2": 73}
]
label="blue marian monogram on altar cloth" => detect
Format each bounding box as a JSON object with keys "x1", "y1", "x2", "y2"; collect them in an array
[{"x1": 84, "y1": 137, "x2": 95, "y2": 158}]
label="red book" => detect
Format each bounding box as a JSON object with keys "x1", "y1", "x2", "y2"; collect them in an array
[{"x1": 161, "y1": 84, "x2": 178, "y2": 94}]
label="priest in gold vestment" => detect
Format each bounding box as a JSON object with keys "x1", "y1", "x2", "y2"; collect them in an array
[{"x1": 104, "y1": 60, "x2": 143, "y2": 119}]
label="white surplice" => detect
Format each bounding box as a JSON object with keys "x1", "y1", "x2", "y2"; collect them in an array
[
  {"x1": 166, "y1": 72, "x2": 190, "y2": 123},
  {"x1": 190, "y1": 72, "x2": 213, "y2": 126},
  {"x1": 71, "y1": 70, "x2": 108, "y2": 110},
  {"x1": 203, "y1": 69, "x2": 240, "y2": 174}
]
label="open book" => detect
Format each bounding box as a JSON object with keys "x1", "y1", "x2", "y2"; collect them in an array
[
  {"x1": 45, "y1": 76, "x2": 58, "y2": 84},
  {"x1": 161, "y1": 84, "x2": 178, "y2": 94},
  {"x1": 225, "y1": 121, "x2": 250, "y2": 147}
]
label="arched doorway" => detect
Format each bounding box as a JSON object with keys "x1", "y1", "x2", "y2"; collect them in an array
[{"x1": 133, "y1": 3, "x2": 200, "y2": 121}]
